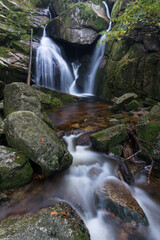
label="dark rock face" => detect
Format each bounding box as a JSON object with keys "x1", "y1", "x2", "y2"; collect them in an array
[
  {"x1": 0, "y1": 81, "x2": 5, "y2": 100},
  {"x1": 0, "y1": 145, "x2": 33, "y2": 190},
  {"x1": 0, "y1": 202, "x2": 90, "y2": 240},
  {"x1": 4, "y1": 111, "x2": 73, "y2": 177}
]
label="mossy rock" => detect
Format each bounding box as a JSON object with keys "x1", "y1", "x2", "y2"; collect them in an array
[
  {"x1": 109, "y1": 144, "x2": 123, "y2": 156},
  {"x1": 0, "y1": 202, "x2": 90, "y2": 240},
  {"x1": 35, "y1": 90, "x2": 62, "y2": 108},
  {"x1": 3, "y1": 82, "x2": 54, "y2": 129},
  {"x1": 4, "y1": 111, "x2": 73, "y2": 177},
  {"x1": 112, "y1": 93, "x2": 138, "y2": 112},
  {"x1": 46, "y1": 2, "x2": 108, "y2": 45},
  {"x1": 0, "y1": 145, "x2": 33, "y2": 190},
  {"x1": 90, "y1": 124, "x2": 127, "y2": 152},
  {"x1": 136, "y1": 121, "x2": 160, "y2": 161},
  {"x1": 125, "y1": 100, "x2": 139, "y2": 111}
]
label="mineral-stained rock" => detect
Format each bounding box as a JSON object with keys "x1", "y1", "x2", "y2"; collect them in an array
[
  {"x1": 0, "y1": 145, "x2": 33, "y2": 190},
  {"x1": 4, "y1": 111, "x2": 73, "y2": 176},
  {"x1": 0, "y1": 202, "x2": 90, "y2": 240}
]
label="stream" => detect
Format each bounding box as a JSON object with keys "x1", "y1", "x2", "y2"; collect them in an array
[{"x1": 0, "y1": 99, "x2": 160, "y2": 240}]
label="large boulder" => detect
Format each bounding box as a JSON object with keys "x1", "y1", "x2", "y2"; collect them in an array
[
  {"x1": 3, "y1": 82, "x2": 53, "y2": 129},
  {"x1": 112, "y1": 93, "x2": 138, "y2": 112},
  {"x1": 96, "y1": 178, "x2": 148, "y2": 226},
  {"x1": 46, "y1": 2, "x2": 108, "y2": 45},
  {"x1": 90, "y1": 124, "x2": 127, "y2": 152},
  {"x1": 0, "y1": 145, "x2": 33, "y2": 190},
  {"x1": 4, "y1": 111, "x2": 72, "y2": 176},
  {"x1": 0, "y1": 202, "x2": 90, "y2": 240}
]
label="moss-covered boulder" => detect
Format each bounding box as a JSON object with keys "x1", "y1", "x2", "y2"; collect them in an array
[
  {"x1": 125, "y1": 100, "x2": 139, "y2": 111},
  {"x1": 112, "y1": 93, "x2": 138, "y2": 112},
  {"x1": 0, "y1": 202, "x2": 90, "y2": 240},
  {"x1": 4, "y1": 111, "x2": 73, "y2": 176},
  {"x1": 90, "y1": 124, "x2": 127, "y2": 152},
  {"x1": 96, "y1": 178, "x2": 148, "y2": 226},
  {"x1": 0, "y1": 145, "x2": 33, "y2": 190},
  {"x1": 0, "y1": 81, "x2": 5, "y2": 100},
  {"x1": 3, "y1": 82, "x2": 53, "y2": 129},
  {"x1": 136, "y1": 107, "x2": 160, "y2": 161},
  {"x1": 46, "y1": 2, "x2": 108, "y2": 45}
]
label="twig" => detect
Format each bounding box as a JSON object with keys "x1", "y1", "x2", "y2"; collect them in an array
[{"x1": 124, "y1": 149, "x2": 142, "y2": 161}]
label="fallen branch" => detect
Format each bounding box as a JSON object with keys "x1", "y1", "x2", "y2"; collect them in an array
[
  {"x1": 27, "y1": 28, "x2": 33, "y2": 86},
  {"x1": 124, "y1": 149, "x2": 142, "y2": 161},
  {"x1": 126, "y1": 126, "x2": 154, "y2": 184}
]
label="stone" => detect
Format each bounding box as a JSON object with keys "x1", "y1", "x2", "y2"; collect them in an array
[
  {"x1": 0, "y1": 202, "x2": 90, "y2": 240},
  {"x1": 3, "y1": 82, "x2": 54, "y2": 129},
  {"x1": 35, "y1": 89, "x2": 62, "y2": 108},
  {"x1": 4, "y1": 111, "x2": 73, "y2": 176},
  {"x1": 125, "y1": 100, "x2": 139, "y2": 111},
  {"x1": 46, "y1": 2, "x2": 108, "y2": 45},
  {"x1": 0, "y1": 81, "x2": 5, "y2": 100},
  {"x1": 0, "y1": 145, "x2": 33, "y2": 190},
  {"x1": 96, "y1": 178, "x2": 148, "y2": 226},
  {"x1": 90, "y1": 124, "x2": 127, "y2": 152},
  {"x1": 112, "y1": 93, "x2": 138, "y2": 112},
  {"x1": 109, "y1": 144, "x2": 123, "y2": 156}
]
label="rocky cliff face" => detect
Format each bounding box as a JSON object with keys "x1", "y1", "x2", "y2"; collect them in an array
[
  {"x1": 0, "y1": 0, "x2": 49, "y2": 84},
  {"x1": 95, "y1": 0, "x2": 160, "y2": 100}
]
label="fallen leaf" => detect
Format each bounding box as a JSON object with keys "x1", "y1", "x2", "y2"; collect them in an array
[
  {"x1": 51, "y1": 211, "x2": 58, "y2": 215},
  {"x1": 41, "y1": 138, "x2": 44, "y2": 142},
  {"x1": 61, "y1": 211, "x2": 67, "y2": 216},
  {"x1": 112, "y1": 129, "x2": 115, "y2": 132},
  {"x1": 11, "y1": 157, "x2": 15, "y2": 161},
  {"x1": 2, "y1": 219, "x2": 7, "y2": 222},
  {"x1": 17, "y1": 156, "x2": 20, "y2": 159}
]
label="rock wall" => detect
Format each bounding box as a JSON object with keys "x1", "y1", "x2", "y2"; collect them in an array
[{"x1": 95, "y1": 0, "x2": 160, "y2": 100}]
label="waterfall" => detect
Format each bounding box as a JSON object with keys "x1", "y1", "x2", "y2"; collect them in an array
[
  {"x1": 35, "y1": 28, "x2": 74, "y2": 93},
  {"x1": 69, "y1": 61, "x2": 81, "y2": 95},
  {"x1": 83, "y1": 1, "x2": 112, "y2": 95},
  {"x1": 35, "y1": 2, "x2": 111, "y2": 96}
]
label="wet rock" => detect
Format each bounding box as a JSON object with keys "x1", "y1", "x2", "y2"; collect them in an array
[
  {"x1": 4, "y1": 111, "x2": 73, "y2": 177},
  {"x1": 112, "y1": 93, "x2": 138, "y2": 112},
  {"x1": 0, "y1": 81, "x2": 5, "y2": 100},
  {"x1": 46, "y1": 2, "x2": 108, "y2": 45},
  {"x1": 76, "y1": 132, "x2": 92, "y2": 146},
  {"x1": 3, "y1": 82, "x2": 54, "y2": 129},
  {"x1": 0, "y1": 145, "x2": 33, "y2": 190},
  {"x1": 90, "y1": 124, "x2": 127, "y2": 152},
  {"x1": 0, "y1": 202, "x2": 90, "y2": 240},
  {"x1": 96, "y1": 178, "x2": 148, "y2": 226}
]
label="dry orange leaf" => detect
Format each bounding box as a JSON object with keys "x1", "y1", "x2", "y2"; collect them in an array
[
  {"x1": 11, "y1": 157, "x2": 15, "y2": 161},
  {"x1": 51, "y1": 211, "x2": 58, "y2": 216},
  {"x1": 41, "y1": 138, "x2": 44, "y2": 142},
  {"x1": 61, "y1": 211, "x2": 67, "y2": 216},
  {"x1": 17, "y1": 156, "x2": 20, "y2": 159}
]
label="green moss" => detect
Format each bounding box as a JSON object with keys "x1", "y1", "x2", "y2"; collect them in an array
[
  {"x1": 125, "y1": 100, "x2": 139, "y2": 111},
  {"x1": 109, "y1": 144, "x2": 123, "y2": 156}
]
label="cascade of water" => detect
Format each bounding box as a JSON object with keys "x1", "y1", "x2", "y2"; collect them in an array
[
  {"x1": 35, "y1": 27, "x2": 74, "y2": 93},
  {"x1": 82, "y1": 1, "x2": 112, "y2": 95},
  {"x1": 69, "y1": 60, "x2": 81, "y2": 95}
]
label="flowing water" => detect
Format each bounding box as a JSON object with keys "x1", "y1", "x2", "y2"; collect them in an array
[
  {"x1": 35, "y1": 2, "x2": 112, "y2": 96},
  {"x1": 1, "y1": 100, "x2": 160, "y2": 240}
]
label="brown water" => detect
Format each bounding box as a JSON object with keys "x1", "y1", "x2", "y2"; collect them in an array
[{"x1": 0, "y1": 99, "x2": 160, "y2": 240}]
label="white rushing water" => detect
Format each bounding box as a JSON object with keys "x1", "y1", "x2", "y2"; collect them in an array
[
  {"x1": 60, "y1": 134, "x2": 160, "y2": 240},
  {"x1": 36, "y1": 28, "x2": 74, "y2": 93},
  {"x1": 83, "y1": 1, "x2": 112, "y2": 95},
  {"x1": 69, "y1": 60, "x2": 81, "y2": 95}
]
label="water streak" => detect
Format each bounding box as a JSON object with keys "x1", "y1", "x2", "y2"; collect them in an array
[{"x1": 35, "y1": 28, "x2": 74, "y2": 93}]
